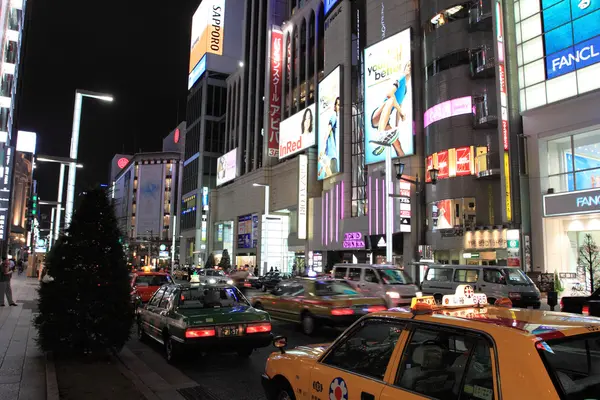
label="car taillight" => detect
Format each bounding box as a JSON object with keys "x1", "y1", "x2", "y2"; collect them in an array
[
  {"x1": 244, "y1": 282, "x2": 252, "y2": 287},
  {"x1": 331, "y1": 308, "x2": 354, "y2": 316},
  {"x1": 508, "y1": 292, "x2": 521, "y2": 300},
  {"x1": 366, "y1": 306, "x2": 387, "y2": 313},
  {"x1": 559, "y1": 298, "x2": 563, "y2": 310},
  {"x1": 185, "y1": 328, "x2": 216, "y2": 338},
  {"x1": 246, "y1": 323, "x2": 272, "y2": 334},
  {"x1": 583, "y1": 305, "x2": 590, "y2": 316}
]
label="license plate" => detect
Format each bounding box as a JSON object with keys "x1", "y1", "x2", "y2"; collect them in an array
[{"x1": 220, "y1": 326, "x2": 240, "y2": 336}]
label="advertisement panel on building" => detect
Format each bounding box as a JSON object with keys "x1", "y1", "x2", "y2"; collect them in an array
[
  {"x1": 364, "y1": 28, "x2": 414, "y2": 165},
  {"x1": 423, "y1": 97, "x2": 472, "y2": 128},
  {"x1": 544, "y1": 187, "x2": 600, "y2": 217},
  {"x1": 268, "y1": 28, "x2": 283, "y2": 157},
  {"x1": 279, "y1": 104, "x2": 316, "y2": 159},
  {"x1": 0, "y1": 146, "x2": 13, "y2": 241},
  {"x1": 136, "y1": 164, "x2": 163, "y2": 236},
  {"x1": 237, "y1": 214, "x2": 253, "y2": 248},
  {"x1": 324, "y1": 0, "x2": 342, "y2": 15},
  {"x1": 216, "y1": 148, "x2": 237, "y2": 186},
  {"x1": 298, "y1": 154, "x2": 308, "y2": 239},
  {"x1": 16, "y1": 131, "x2": 36, "y2": 154},
  {"x1": 317, "y1": 66, "x2": 341, "y2": 180},
  {"x1": 189, "y1": 0, "x2": 226, "y2": 73},
  {"x1": 455, "y1": 146, "x2": 472, "y2": 176}
]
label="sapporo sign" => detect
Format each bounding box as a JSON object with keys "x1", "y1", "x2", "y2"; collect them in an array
[{"x1": 543, "y1": 188, "x2": 600, "y2": 217}]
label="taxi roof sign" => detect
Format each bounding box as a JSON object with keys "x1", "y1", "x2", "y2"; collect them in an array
[
  {"x1": 442, "y1": 285, "x2": 487, "y2": 307},
  {"x1": 410, "y1": 296, "x2": 436, "y2": 309}
]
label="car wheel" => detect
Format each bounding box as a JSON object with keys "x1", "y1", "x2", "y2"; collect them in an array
[
  {"x1": 275, "y1": 383, "x2": 296, "y2": 400},
  {"x1": 237, "y1": 348, "x2": 253, "y2": 358},
  {"x1": 301, "y1": 313, "x2": 316, "y2": 336},
  {"x1": 164, "y1": 335, "x2": 177, "y2": 363},
  {"x1": 254, "y1": 302, "x2": 263, "y2": 310},
  {"x1": 137, "y1": 321, "x2": 147, "y2": 342}
]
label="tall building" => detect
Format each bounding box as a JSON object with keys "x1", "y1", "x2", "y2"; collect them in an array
[
  {"x1": 514, "y1": 0, "x2": 600, "y2": 276},
  {"x1": 8, "y1": 150, "x2": 31, "y2": 257},
  {"x1": 181, "y1": 0, "x2": 244, "y2": 265},
  {"x1": 112, "y1": 123, "x2": 185, "y2": 267}
]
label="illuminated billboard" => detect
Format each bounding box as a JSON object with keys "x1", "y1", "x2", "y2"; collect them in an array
[
  {"x1": 423, "y1": 97, "x2": 472, "y2": 128},
  {"x1": 267, "y1": 28, "x2": 283, "y2": 157},
  {"x1": 364, "y1": 28, "x2": 414, "y2": 164},
  {"x1": 279, "y1": 104, "x2": 316, "y2": 159},
  {"x1": 216, "y1": 148, "x2": 237, "y2": 186},
  {"x1": 16, "y1": 130, "x2": 36, "y2": 154},
  {"x1": 317, "y1": 66, "x2": 341, "y2": 180},
  {"x1": 189, "y1": 0, "x2": 225, "y2": 84}
]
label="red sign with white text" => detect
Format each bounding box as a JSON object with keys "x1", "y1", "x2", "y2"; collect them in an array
[
  {"x1": 437, "y1": 150, "x2": 449, "y2": 179},
  {"x1": 268, "y1": 29, "x2": 283, "y2": 158},
  {"x1": 425, "y1": 155, "x2": 433, "y2": 183},
  {"x1": 455, "y1": 146, "x2": 471, "y2": 176},
  {"x1": 502, "y1": 120, "x2": 509, "y2": 151}
]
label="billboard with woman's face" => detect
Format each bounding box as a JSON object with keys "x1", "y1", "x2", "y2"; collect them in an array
[
  {"x1": 278, "y1": 104, "x2": 316, "y2": 159},
  {"x1": 318, "y1": 66, "x2": 342, "y2": 180},
  {"x1": 364, "y1": 28, "x2": 414, "y2": 165}
]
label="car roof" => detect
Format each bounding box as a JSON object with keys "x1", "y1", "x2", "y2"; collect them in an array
[
  {"x1": 176, "y1": 282, "x2": 234, "y2": 289},
  {"x1": 134, "y1": 272, "x2": 171, "y2": 276},
  {"x1": 425, "y1": 264, "x2": 522, "y2": 270},
  {"x1": 334, "y1": 263, "x2": 398, "y2": 269},
  {"x1": 370, "y1": 306, "x2": 600, "y2": 339}
]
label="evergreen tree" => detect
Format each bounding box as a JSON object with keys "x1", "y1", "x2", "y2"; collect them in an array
[
  {"x1": 579, "y1": 234, "x2": 600, "y2": 294},
  {"x1": 205, "y1": 253, "x2": 216, "y2": 269},
  {"x1": 218, "y1": 249, "x2": 231, "y2": 271},
  {"x1": 553, "y1": 270, "x2": 563, "y2": 294},
  {"x1": 35, "y1": 187, "x2": 133, "y2": 355}
]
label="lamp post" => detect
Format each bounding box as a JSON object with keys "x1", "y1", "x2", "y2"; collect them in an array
[
  {"x1": 64, "y1": 90, "x2": 113, "y2": 228},
  {"x1": 253, "y1": 183, "x2": 270, "y2": 275}
]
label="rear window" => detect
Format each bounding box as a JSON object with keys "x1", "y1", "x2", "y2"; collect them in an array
[
  {"x1": 136, "y1": 275, "x2": 171, "y2": 286},
  {"x1": 334, "y1": 268, "x2": 347, "y2": 279},
  {"x1": 315, "y1": 281, "x2": 358, "y2": 296},
  {"x1": 425, "y1": 268, "x2": 453, "y2": 282},
  {"x1": 538, "y1": 332, "x2": 600, "y2": 399},
  {"x1": 179, "y1": 286, "x2": 248, "y2": 309}
]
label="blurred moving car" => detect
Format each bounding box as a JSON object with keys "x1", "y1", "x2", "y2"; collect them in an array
[
  {"x1": 137, "y1": 283, "x2": 272, "y2": 362},
  {"x1": 561, "y1": 286, "x2": 600, "y2": 316},
  {"x1": 261, "y1": 271, "x2": 292, "y2": 292},
  {"x1": 251, "y1": 278, "x2": 386, "y2": 335},
  {"x1": 131, "y1": 272, "x2": 173, "y2": 306},
  {"x1": 262, "y1": 284, "x2": 600, "y2": 400},
  {"x1": 172, "y1": 267, "x2": 189, "y2": 281},
  {"x1": 191, "y1": 268, "x2": 233, "y2": 285},
  {"x1": 333, "y1": 264, "x2": 419, "y2": 308}
]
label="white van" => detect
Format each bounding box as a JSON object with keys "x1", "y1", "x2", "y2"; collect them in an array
[
  {"x1": 420, "y1": 264, "x2": 541, "y2": 308},
  {"x1": 332, "y1": 264, "x2": 420, "y2": 308}
]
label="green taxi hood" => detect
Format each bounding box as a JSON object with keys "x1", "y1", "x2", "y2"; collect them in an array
[{"x1": 177, "y1": 305, "x2": 269, "y2": 326}]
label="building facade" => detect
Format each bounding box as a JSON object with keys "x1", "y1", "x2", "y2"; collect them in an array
[
  {"x1": 113, "y1": 124, "x2": 185, "y2": 267},
  {"x1": 515, "y1": 0, "x2": 600, "y2": 279},
  {"x1": 8, "y1": 150, "x2": 30, "y2": 257}
]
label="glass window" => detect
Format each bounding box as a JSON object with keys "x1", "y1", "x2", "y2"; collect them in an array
[
  {"x1": 364, "y1": 269, "x2": 380, "y2": 283},
  {"x1": 159, "y1": 286, "x2": 175, "y2": 308},
  {"x1": 396, "y1": 327, "x2": 494, "y2": 399},
  {"x1": 315, "y1": 281, "x2": 358, "y2": 296},
  {"x1": 348, "y1": 267, "x2": 362, "y2": 281},
  {"x1": 322, "y1": 319, "x2": 404, "y2": 380},
  {"x1": 136, "y1": 274, "x2": 171, "y2": 287},
  {"x1": 272, "y1": 282, "x2": 304, "y2": 296},
  {"x1": 538, "y1": 332, "x2": 600, "y2": 398},
  {"x1": 426, "y1": 267, "x2": 454, "y2": 282},
  {"x1": 454, "y1": 269, "x2": 479, "y2": 283},
  {"x1": 379, "y1": 269, "x2": 413, "y2": 284},
  {"x1": 502, "y1": 268, "x2": 534, "y2": 286},
  {"x1": 179, "y1": 286, "x2": 248, "y2": 308},
  {"x1": 483, "y1": 269, "x2": 506, "y2": 284},
  {"x1": 334, "y1": 267, "x2": 347, "y2": 279},
  {"x1": 149, "y1": 287, "x2": 166, "y2": 307}
]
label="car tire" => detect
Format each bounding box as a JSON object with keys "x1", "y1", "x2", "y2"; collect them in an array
[
  {"x1": 164, "y1": 335, "x2": 178, "y2": 363},
  {"x1": 137, "y1": 321, "x2": 147, "y2": 342},
  {"x1": 237, "y1": 348, "x2": 253, "y2": 358},
  {"x1": 275, "y1": 382, "x2": 296, "y2": 400},
  {"x1": 301, "y1": 313, "x2": 316, "y2": 336},
  {"x1": 254, "y1": 302, "x2": 263, "y2": 310}
]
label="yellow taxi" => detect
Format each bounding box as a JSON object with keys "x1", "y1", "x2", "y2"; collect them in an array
[{"x1": 261, "y1": 285, "x2": 600, "y2": 400}]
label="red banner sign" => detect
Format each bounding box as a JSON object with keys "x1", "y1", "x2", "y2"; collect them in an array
[
  {"x1": 455, "y1": 146, "x2": 471, "y2": 176},
  {"x1": 425, "y1": 155, "x2": 433, "y2": 182},
  {"x1": 437, "y1": 150, "x2": 449, "y2": 179},
  {"x1": 268, "y1": 29, "x2": 283, "y2": 158}
]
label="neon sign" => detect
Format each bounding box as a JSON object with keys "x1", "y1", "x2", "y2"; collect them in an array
[
  {"x1": 343, "y1": 232, "x2": 365, "y2": 249},
  {"x1": 117, "y1": 157, "x2": 129, "y2": 169},
  {"x1": 423, "y1": 96, "x2": 472, "y2": 128}
]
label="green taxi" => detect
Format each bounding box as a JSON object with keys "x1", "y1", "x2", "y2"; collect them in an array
[{"x1": 137, "y1": 282, "x2": 272, "y2": 362}]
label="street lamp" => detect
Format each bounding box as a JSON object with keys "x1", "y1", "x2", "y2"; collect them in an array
[
  {"x1": 253, "y1": 183, "x2": 270, "y2": 274},
  {"x1": 64, "y1": 89, "x2": 113, "y2": 228}
]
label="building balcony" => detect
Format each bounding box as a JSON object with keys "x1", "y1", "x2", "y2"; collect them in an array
[
  {"x1": 469, "y1": 1, "x2": 493, "y2": 32},
  {"x1": 475, "y1": 152, "x2": 501, "y2": 179},
  {"x1": 473, "y1": 94, "x2": 498, "y2": 129},
  {"x1": 470, "y1": 46, "x2": 495, "y2": 79}
]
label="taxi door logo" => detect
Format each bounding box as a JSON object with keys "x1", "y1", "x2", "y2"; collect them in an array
[{"x1": 329, "y1": 377, "x2": 348, "y2": 400}]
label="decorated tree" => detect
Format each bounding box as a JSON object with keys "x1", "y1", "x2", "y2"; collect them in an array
[
  {"x1": 218, "y1": 249, "x2": 232, "y2": 272},
  {"x1": 579, "y1": 234, "x2": 600, "y2": 294},
  {"x1": 35, "y1": 187, "x2": 133, "y2": 355},
  {"x1": 553, "y1": 270, "x2": 563, "y2": 294},
  {"x1": 205, "y1": 253, "x2": 216, "y2": 269}
]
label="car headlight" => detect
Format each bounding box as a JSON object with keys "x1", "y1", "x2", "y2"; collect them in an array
[
  {"x1": 226, "y1": 279, "x2": 234, "y2": 285},
  {"x1": 386, "y1": 291, "x2": 400, "y2": 299},
  {"x1": 208, "y1": 278, "x2": 217, "y2": 284},
  {"x1": 416, "y1": 291, "x2": 423, "y2": 297}
]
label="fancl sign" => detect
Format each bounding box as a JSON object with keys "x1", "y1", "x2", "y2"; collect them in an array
[
  {"x1": 544, "y1": 188, "x2": 600, "y2": 217},
  {"x1": 546, "y1": 36, "x2": 600, "y2": 80}
]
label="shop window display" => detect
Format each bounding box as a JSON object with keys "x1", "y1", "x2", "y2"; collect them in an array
[{"x1": 427, "y1": 198, "x2": 476, "y2": 231}]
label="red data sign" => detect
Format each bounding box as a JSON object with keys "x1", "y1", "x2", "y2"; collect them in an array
[
  {"x1": 455, "y1": 146, "x2": 471, "y2": 176},
  {"x1": 268, "y1": 29, "x2": 283, "y2": 158},
  {"x1": 437, "y1": 150, "x2": 449, "y2": 179}
]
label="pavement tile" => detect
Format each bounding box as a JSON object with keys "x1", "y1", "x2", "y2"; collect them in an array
[{"x1": 0, "y1": 382, "x2": 20, "y2": 400}]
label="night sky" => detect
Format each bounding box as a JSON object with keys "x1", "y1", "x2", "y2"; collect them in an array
[{"x1": 17, "y1": 0, "x2": 199, "y2": 213}]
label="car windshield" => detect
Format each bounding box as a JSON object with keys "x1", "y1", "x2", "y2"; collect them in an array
[
  {"x1": 179, "y1": 286, "x2": 248, "y2": 309},
  {"x1": 136, "y1": 275, "x2": 171, "y2": 286},
  {"x1": 379, "y1": 269, "x2": 413, "y2": 285},
  {"x1": 502, "y1": 268, "x2": 532, "y2": 286},
  {"x1": 205, "y1": 270, "x2": 225, "y2": 277},
  {"x1": 315, "y1": 281, "x2": 359, "y2": 296},
  {"x1": 538, "y1": 332, "x2": 600, "y2": 399}
]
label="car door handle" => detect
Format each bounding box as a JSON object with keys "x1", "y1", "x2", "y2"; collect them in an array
[{"x1": 361, "y1": 392, "x2": 375, "y2": 400}]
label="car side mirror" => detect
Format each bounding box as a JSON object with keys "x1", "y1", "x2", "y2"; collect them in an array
[{"x1": 273, "y1": 336, "x2": 287, "y2": 353}]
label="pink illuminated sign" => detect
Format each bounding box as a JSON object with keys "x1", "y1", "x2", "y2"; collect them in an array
[
  {"x1": 424, "y1": 96, "x2": 473, "y2": 128},
  {"x1": 343, "y1": 232, "x2": 365, "y2": 249}
]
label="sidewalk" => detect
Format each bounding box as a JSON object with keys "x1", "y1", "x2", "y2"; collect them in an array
[{"x1": 0, "y1": 274, "x2": 45, "y2": 400}]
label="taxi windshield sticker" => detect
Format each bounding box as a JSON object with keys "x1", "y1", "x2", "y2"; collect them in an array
[{"x1": 329, "y1": 377, "x2": 348, "y2": 400}]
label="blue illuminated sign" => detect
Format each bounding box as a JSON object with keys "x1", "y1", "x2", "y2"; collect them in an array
[
  {"x1": 324, "y1": 0, "x2": 341, "y2": 15},
  {"x1": 188, "y1": 54, "x2": 206, "y2": 90},
  {"x1": 541, "y1": 0, "x2": 600, "y2": 79}
]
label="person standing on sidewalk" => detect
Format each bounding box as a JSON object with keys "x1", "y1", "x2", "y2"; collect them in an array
[{"x1": 0, "y1": 257, "x2": 17, "y2": 306}]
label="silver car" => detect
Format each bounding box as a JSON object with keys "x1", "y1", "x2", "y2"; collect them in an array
[{"x1": 332, "y1": 264, "x2": 420, "y2": 308}]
